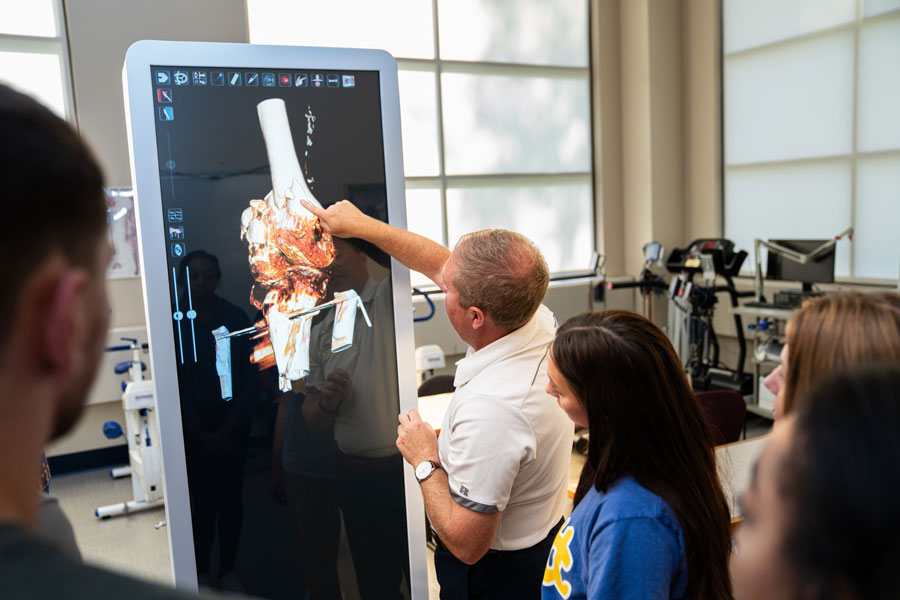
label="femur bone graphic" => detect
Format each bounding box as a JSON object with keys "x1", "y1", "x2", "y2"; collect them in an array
[{"x1": 240, "y1": 98, "x2": 335, "y2": 391}]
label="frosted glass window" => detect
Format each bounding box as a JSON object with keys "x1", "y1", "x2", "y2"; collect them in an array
[
  {"x1": 724, "y1": 162, "x2": 852, "y2": 276},
  {"x1": 441, "y1": 73, "x2": 590, "y2": 175},
  {"x1": 398, "y1": 69, "x2": 440, "y2": 177},
  {"x1": 437, "y1": 0, "x2": 588, "y2": 67},
  {"x1": 0, "y1": 51, "x2": 66, "y2": 117},
  {"x1": 724, "y1": 32, "x2": 854, "y2": 165},
  {"x1": 723, "y1": 0, "x2": 854, "y2": 54},
  {"x1": 446, "y1": 180, "x2": 593, "y2": 273},
  {"x1": 855, "y1": 155, "x2": 900, "y2": 279},
  {"x1": 247, "y1": 0, "x2": 434, "y2": 59},
  {"x1": 857, "y1": 16, "x2": 900, "y2": 152},
  {"x1": 863, "y1": 0, "x2": 900, "y2": 17},
  {"x1": 405, "y1": 188, "x2": 443, "y2": 286},
  {"x1": 0, "y1": 0, "x2": 57, "y2": 37}
]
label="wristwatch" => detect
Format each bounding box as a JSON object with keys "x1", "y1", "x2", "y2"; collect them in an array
[{"x1": 415, "y1": 460, "x2": 441, "y2": 483}]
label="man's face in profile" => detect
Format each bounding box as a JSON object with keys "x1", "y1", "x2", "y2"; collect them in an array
[{"x1": 50, "y1": 237, "x2": 112, "y2": 440}]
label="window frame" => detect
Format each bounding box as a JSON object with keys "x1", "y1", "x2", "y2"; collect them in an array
[
  {"x1": 0, "y1": 0, "x2": 77, "y2": 124},
  {"x1": 721, "y1": 1, "x2": 900, "y2": 284}
]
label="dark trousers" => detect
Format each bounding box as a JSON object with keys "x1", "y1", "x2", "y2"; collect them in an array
[
  {"x1": 186, "y1": 447, "x2": 246, "y2": 575},
  {"x1": 336, "y1": 452, "x2": 410, "y2": 600},
  {"x1": 284, "y1": 473, "x2": 341, "y2": 600},
  {"x1": 434, "y1": 519, "x2": 563, "y2": 600}
]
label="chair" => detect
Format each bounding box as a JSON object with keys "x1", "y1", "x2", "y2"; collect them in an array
[
  {"x1": 417, "y1": 374, "x2": 455, "y2": 397},
  {"x1": 694, "y1": 390, "x2": 746, "y2": 445}
]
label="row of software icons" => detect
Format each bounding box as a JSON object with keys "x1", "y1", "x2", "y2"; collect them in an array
[{"x1": 154, "y1": 69, "x2": 355, "y2": 89}]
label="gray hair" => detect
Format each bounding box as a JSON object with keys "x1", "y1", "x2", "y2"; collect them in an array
[{"x1": 451, "y1": 229, "x2": 549, "y2": 331}]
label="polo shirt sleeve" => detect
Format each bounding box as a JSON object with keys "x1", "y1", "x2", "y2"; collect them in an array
[
  {"x1": 443, "y1": 396, "x2": 536, "y2": 513},
  {"x1": 586, "y1": 517, "x2": 683, "y2": 599}
]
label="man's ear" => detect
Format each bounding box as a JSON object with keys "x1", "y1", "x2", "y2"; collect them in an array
[
  {"x1": 37, "y1": 266, "x2": 89, "y2": 379},
  {"x1": 469, "y1": 306, "x2": 486, "y2": 331}
]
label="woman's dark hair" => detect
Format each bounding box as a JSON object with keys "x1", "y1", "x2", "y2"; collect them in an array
[
  {"x1": 779, "y1": 365, "x2": 900, "y2": 600},
  {"x1": 552, "y1": 310, "x2": 733, "y2": 599}
]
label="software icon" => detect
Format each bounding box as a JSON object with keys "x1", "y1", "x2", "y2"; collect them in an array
[
  {"x1": 173, "y1": 71, "x2": 189, "y2": 85},
  {"x1": 342, "y1": 75, "x2": 355, "y2": 88}
]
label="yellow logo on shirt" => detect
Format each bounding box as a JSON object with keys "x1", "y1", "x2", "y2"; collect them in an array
[{"x1": 543, "y1": 518, "x2": 574, "y2": 598}]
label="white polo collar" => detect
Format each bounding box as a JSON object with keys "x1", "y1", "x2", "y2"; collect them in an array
[{"x1": 453, "y1": 306, "x2": 546, "y2": 388}]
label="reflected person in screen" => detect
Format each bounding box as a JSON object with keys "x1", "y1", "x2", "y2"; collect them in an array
[
  {"x1": 732, "y1": 366, "x2": 900, "y2": 600},
  {"x1": 176, "y1": 250, "x2": 257, "y2": 592},
  {"x1": 303, "y1": 198, "x2": 573, "y2": 600},
  {"x1": 302, "y1": 237, "x2": 409, "y2": 599},
  {"x1": 0, "y1": 83, "x2": 215, "y2": 599}
]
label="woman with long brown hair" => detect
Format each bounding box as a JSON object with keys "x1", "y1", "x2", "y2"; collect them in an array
[
  {"x1": 765, "y1": 291, "x2": 900, "y2": 419},
  {"x1": 542, "y1": 311, "x2": 732, "y2": 599}
]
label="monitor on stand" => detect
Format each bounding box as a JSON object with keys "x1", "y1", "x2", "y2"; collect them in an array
[
  {"x1": 123, "y1": 41, "x2": 424, "y2": 598},
  {"x1": 766, "y1": 239, "x2": 835, "y2": 306}
]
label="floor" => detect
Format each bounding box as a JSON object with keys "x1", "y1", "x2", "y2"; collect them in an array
[
  {"x1": 51, "y1": 460, "x2": 441, "y2": 599},
  {"x1": 51, "y1": 420, "x2": 771, "y2": 599}
]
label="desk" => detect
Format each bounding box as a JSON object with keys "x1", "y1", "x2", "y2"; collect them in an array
[
  {"x1": 715, "y1": 434, "x2": 769, "y2": 530},
  {"x1": 418, "y1": 392, "x2": 454, "y2": 435}
]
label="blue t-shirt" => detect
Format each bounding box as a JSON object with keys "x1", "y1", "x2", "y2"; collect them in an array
[{"x1": 542, "y1": 476, "x2": 687, "y2": 600}]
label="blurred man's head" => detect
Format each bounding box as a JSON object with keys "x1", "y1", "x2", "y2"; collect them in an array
[
  {"x1": 442, "y1": 229, "x2": 549, "y2": 346},
  {"x1": 327, "y1": 237, "x2": 370, "y2": 297},
  {"x1": 0, "y1": 84, "x2": 109, "y2": 440}
]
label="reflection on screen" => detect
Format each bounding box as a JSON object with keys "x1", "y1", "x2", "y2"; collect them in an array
[{"x1": 150, "y1": 64, "x2": 409, "y2": 600}]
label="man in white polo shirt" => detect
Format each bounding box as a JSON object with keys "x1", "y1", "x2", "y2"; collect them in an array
[{"x1": 302, "y1": 198, "x2": 572, "y2": 599}]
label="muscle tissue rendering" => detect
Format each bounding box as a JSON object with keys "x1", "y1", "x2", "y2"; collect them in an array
[{"x1": 211, "y1": 98, "x2": 368, "y2": 395}]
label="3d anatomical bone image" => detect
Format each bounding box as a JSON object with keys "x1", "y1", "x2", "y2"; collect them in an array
[{"x1": 239, "y1": 99, "x2": 336, "y2": 391}]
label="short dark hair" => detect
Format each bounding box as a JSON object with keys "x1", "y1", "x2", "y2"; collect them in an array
[
  {"x1": 779, "y1": 365, "x2": 900, "y2": 599},
  {"x1": 552, "y1": 311, "x2": 733, "y2": 599},
  {"x1": 0, "y1": 85, "x2": 106, "y2": 348},
  {"x1": 178, "y1": 249, "x2": 222, "y2": 283}
]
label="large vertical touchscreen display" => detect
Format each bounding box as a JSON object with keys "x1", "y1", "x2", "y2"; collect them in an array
[{"x1": 148, "y1": 64, "x2": 408, "y2": 599}]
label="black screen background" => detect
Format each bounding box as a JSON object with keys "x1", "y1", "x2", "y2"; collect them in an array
[{"x1": 148, "y1": 66, "x2": 407, "y2": 599}]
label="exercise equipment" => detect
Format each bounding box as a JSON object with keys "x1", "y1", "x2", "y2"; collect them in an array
[
  {"x1": 665, "y1": 239, "x2": 755, "y2": 395},
  {"x1": 605, "y1": 242, "x2": 669, "y2": 320},
  {"x1": 95, "y1": 338, "x2": 165, "y2": 518}
]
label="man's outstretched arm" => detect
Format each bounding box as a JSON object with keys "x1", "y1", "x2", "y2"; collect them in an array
[{"x1": 300, "y1": 198, "x2": 450, "y2": 287}]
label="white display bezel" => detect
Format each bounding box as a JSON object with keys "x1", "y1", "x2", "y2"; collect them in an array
[{"x1": 122, "y1": 40, "x2": 423, "y2": 596}]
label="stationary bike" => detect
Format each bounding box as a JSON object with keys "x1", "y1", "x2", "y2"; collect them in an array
[{"x1": 95, "y1": 337, "x2": 164, "y2": 518}]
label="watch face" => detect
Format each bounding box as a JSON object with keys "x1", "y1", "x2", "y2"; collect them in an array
[{"x1": 416, "y1": 461, "x2": 432, "y2": 480}]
